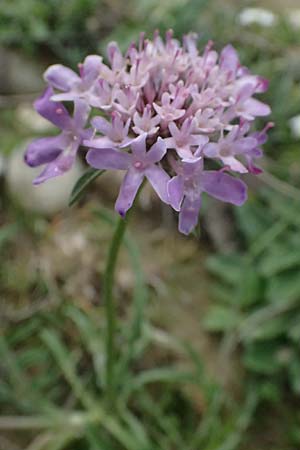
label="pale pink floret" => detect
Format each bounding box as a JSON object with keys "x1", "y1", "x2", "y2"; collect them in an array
[
  {"x1": 165, "y1": 118, "x2": 208, "y2": 160},
  {"x1": 153, "y1": 92, "x2": 185, "y2": 122},
  {"x1": 132, "y1": 105, "x2": 160, "y2": 136},
  {"x1": 84, "y1": 111, "x2": 131, "y2": 149},
  {"x1": 204, "y1": 126, "x2": 257, "y2": 173}
]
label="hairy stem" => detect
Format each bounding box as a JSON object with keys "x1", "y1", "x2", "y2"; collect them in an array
[{"x1": 104, "y1": 213, "x2": 130, "y2": 408}]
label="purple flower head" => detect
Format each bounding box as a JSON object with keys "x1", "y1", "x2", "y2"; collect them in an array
[
  {"x1": 25, "y1": 31, "x2": 272, "y2": 234},
  {"x1": 25, "y1": 87, "x2": 91, "y2": 184}
]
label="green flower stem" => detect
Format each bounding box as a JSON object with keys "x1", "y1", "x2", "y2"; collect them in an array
[{"x1": 104, "y1": 211, "x2": 130, "y2": 408}]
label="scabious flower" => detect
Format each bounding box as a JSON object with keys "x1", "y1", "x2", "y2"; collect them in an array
[{"x1": 25, "y1": 31, "x2": 272, "y2": 234}]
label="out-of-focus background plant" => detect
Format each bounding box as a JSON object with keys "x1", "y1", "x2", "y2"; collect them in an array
[{"x1": 1, "y1": 0, "x2": 300, "y2": 449}]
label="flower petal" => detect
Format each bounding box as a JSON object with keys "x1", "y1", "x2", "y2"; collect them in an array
[
  {"x1": 168, "y1": 121, "x2": 180, "y2": 140},
  {"x1": 179, "y1": 195, "x2": 202, "y2": 235},
  {"x1": 202, "y1": 171, "x2": 247, "y2": 205},
  {"x1": 91, "y1": 116, "x2": 112, "y2": 135},
  {"x1": 221, "y1": 156, "x2": 248, "y2": 173},
  {"x1": 86, "y1": 148, "x2": 131, "y2": 170},
  {"x1": 24, "y1": 136, "x2": 64, "y2": 167},
  {"x1": 203, "y1": 143, "x2": 219, "y2": 158},
  {"x1": 131, "y1": 134, "x2": 147, "y2": 158},
  {"x1": 234, "y1": 137, "x2": 257, "y2": 153},
  {"x1": 182, "y1": 156, "x2": 203, "y2": 178},
  {"x1": 44, "y1": 64, "x2": 80, "y2": 91},
  {"x1": 34, "y1": 87, "x2": 71, "y2": 129},
  {"x1": 50, "y1": 92, "x2": 80, "y2": 102},
  {"x1": 33, "y1": 151, "x2": 75, "y2": 185},
  {"x1": 84, "y1": 137, "x2": 115, "y2": 149},
  {"x1": 236, "y1": 83, "x2": 255, "y2": 103},
  {"x1": 115, "y1": 168, "x2": 144, "y2": 217},
  {"x1": 107, "y1": 42, "x2": 123, "y2": 71},
  {"x1": 82, "y1": 55, "x2": 102, "y2": 84},
  {"x1": 145, "y1": 165, "x2": 170, "y2": 204},
  {"x1": 33, "y1": 139, "x2": 79, "y2": 185},
  {"x1": 168, "y1": 175, "x2": 184, "y2": 211},
  {"x1": 220, "y1": 45, "x2": 239, "y2": 74},
  {"x1": 243, "y1": 98, "x2": 271, "y2": 117},
  {"x1": 146, "y1": 138, "x2": 166, "y2": 164},
  {"x1": 73, "y1": 99, "x2": 90, "y2": 129},
  {"x1": 190, "y1": 135, "x2": 209, "y2": 147},
  {"x1": 176, "y1": 146, "x2": 194, "y2": 160}
]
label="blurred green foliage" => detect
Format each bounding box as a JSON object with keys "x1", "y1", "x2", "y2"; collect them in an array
[
  {"x1": 0, "y1": 209, "x2": 258, "y2": 450},
  {"x1": 206, "y1": 189, "x2": 300, "y2": 397},
  {"x1": 0, "y1": 0, "x2": 210, "y2": 65},
  {"x1": 1, "y1": 0, "x2": 98, "y2": 63}
]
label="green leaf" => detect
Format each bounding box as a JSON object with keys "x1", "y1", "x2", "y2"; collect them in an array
[
  {"x1": 248, "y1": 220, "x2": 287, "y2": 260},
  {"x1": 0, "y1": 337, "x2": 54, "y2": 412},
  {"x1": 259, "y1": 246, "x2": 300, "y2": 277},
  {"x1": 234, "y1": 200, "x2": 271, "y2": 243},
  {"x1": 243, "y1": 342, "x2": 282, "y2": 375},
  {"x1": 240, "y1": 313, "x2": 292, "y2": 342},
  {"x1": 266, "y1": 271, "x2": 300, "y2": 304},
  {"x1": 0, "y1": 223, "x2": 19, "y2": 248},
  {"x1": 65, "y1": 305, "x2": 105, "y2": 388},
  {"x1": 203, "y1": 306, "x2": 241, "y2": 332},
  {"x1": 41, "y1": 328, "x2": 96, "y2": 410},
  {"x1": 234, "y1": 267, "x2": 262, "y2": 307},
  {"x1": 268, "y1": 194, "x2": 300, "y2": 227},
  {"x1": 121, "y1": 367, "x2": 197, "y2": 404},
  {"x1": 44, "y1": 431, "x2": 76, "y2": 450},
  {"x1": 69, "y1": 168, "x2": 105, "y2": 206},
  {"x1": 205, "y1": 254, "x2": 243, "y2": 285},
  {"x1": 289, "y1": 358, "x2": 300, "y2": 395},
  {"x1": 288, "y1": 313, "x2": 300, "y2": 342},
  {"x1": 210, "y1": 283, "x2": 235, "y2": 304},
  {"x1": 118, "y1": 407, "x2": 151, "y2": 449},
  {"x1": 256, "y1": 381, "x2": 281, "y2": 403}
]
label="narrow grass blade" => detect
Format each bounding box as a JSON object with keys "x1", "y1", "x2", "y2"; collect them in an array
[
  {"x1": 41, "y1": 329, "x2": 96, "y2": 410},
  {"x1": 69, "y1": 168, "x2": 105, "y2": 207},
  {"x1": 65, "y1": 304, "x2": 105, "y2": 389}
]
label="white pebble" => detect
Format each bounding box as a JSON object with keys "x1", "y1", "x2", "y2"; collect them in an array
[
  {"x1": 6, "y1": 143, "x2": 84, "y2": 215},
  {"x1": 286, "y1": 9, "x2": 300, "y2": 29},
  {"x1": 16, "y1": 103, "x2": 54, "y2": 133},
  {"x1": 238, "y1": 8, "x2": 277, "y2": 27},
  {"x1": 289, "y1": 115, "x2": 300, "y2": 139}
]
